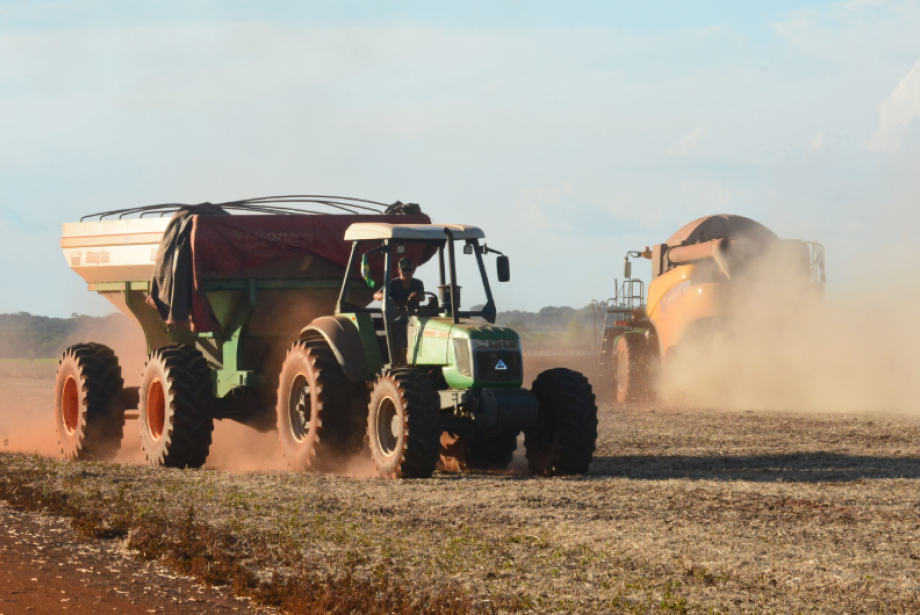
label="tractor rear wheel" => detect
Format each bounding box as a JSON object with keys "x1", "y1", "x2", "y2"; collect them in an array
[
  {"x1": 524, "y1": 368, "x2": 597, "y2": 476},
  {"x1": 367, "y1": 368, "x2": 440, "y2": 479},
  {"x1": 276, "y1": 338, "x2": 359, "y2": 472},
  {"x1": 616, "y1": 332, "x2": 651, "y2": 404},
  {"x1": 54, "y1": 343, "x2": 126, "y2": 461},
  {"x1": 139, "y1": 345, "x2": 214, "y2": 468}
]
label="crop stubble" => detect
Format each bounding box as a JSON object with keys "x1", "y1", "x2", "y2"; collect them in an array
[{"x1": 2, "y1": 376, "x2": 920, "y2": 613}]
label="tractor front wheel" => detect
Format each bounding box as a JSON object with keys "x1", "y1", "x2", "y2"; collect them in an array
[
  {"x1": 54, "y1": 343, "x2": 126, "y2": 461},
  {"x1": 139, "y1": 345, "x2": 214, "y2": 468},
  {"x1": 276, "y1": 338, "x2": 359, "y2": 472},
  {"x1": 524, "y1": 368, "x2": 597, "y2": 476},
  {"x1": 367, "y1": 369, "x2": 440, "y2": 479}
]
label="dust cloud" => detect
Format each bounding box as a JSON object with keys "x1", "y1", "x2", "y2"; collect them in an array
[{"x1": 660, "y1": 243, "x2": 920, "y2": 413}]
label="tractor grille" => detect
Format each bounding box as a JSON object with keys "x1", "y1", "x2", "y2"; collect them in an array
[{"x1": 474, "y1": 349, "x2": 523, "y2": 382}]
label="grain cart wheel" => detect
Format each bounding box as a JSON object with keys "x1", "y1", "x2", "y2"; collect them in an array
[
  {"x1": 616, "y1": 332, "x2": 651, "y2": 404},
  {"x1": 54, "y1": 343, "x2": 126, "y2": 461},
  {"x1": 367, "y1": 368, "x2": 440, "y2": 479},
  {"x1": 276, "y1": 339, "x2": 358, "y2": 472},
  {"x1": 139, "y1": 345, "x2": 214, "y2": 468},
  {"x1": 524, "y1": 368, "x2": 597, "y2": 476}
]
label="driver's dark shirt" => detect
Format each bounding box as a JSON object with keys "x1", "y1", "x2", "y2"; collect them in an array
[{"x1": 387, "y1": 277, "x2": 425, "y2": 310}]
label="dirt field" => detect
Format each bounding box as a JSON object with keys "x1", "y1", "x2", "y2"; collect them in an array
[
  {"x1": 0, "y1": 501, "x2": 273, "y2": 614},
  {"x1": 4, "y1": 375, "x2": 920, "y2": 614}
]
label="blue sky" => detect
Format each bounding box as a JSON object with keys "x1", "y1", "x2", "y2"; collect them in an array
[{"x1": 1, "y1": 0, "x2": 919, "y2": 316}]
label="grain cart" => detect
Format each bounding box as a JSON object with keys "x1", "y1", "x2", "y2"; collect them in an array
[
  {"x1": 278, "y1": 223, "x2": 598, "y2": 478},
  {"x1": 56, "y1": 197, "x2": 432, "y2": 467},
  {"x1": 593, "y1": 214, "x2": 825, "y2": 404}
]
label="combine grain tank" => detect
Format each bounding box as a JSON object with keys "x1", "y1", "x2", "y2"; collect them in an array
[{"x1": 54, "y1": 197, "x2": 430, "y2": 467}]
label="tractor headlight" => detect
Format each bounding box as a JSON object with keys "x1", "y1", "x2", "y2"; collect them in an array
[{"x1": 453, "y1": 339, "x2": 473, "y2": 377}]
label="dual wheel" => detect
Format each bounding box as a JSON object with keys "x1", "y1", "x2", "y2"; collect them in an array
[
  {"x1": 138, "y1": 345, "x2": 214, "y2": 468},
  {"x1": 276, "y1": 337, "x2": 598, "y2": 478},
  {"x1": 54, "y1": 343, "x2": 214, "y2": 468},
  {"x1": 54, "y1": 343, "x2": 126, "y2": 461}
]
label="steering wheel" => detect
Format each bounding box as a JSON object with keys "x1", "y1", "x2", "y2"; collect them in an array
[{"x1": 410, "y1": 291, "x2": 439, "y2": 309}]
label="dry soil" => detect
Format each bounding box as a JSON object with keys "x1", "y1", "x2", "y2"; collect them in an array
[{"x1": 3, "y1": 375, "x2": 920, "y2": 614}]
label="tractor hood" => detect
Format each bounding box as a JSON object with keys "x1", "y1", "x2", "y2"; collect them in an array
[{"x1": 411, "y1": 317, "x2": 519, "y2": 341}]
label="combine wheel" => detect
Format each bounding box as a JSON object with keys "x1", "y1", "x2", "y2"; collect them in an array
[
  {"x1": 616, "y1": 332, "x2": 651, "y2": 404},
  {"x1": 139, "y1": 345, "x2": 214, "y2": 468},
  {"x1": 367, "y1": 368, "x2": 440, "y2": 479},
  {"x1": 277, "y1": 339, "x2": 360, "y2": 472},
  {"x1": 524, "y1": 368, "x2": 597, "y2": 476},
  {"x1": 54, "y1": 343, "x2": 126, "y2": 461}
]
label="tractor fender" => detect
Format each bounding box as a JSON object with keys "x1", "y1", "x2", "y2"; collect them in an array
[{"x1": 300, "y1": 316, "x2": 369, "y2": 383}]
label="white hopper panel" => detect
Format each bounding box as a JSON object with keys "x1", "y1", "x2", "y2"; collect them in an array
[{"x1": 61, "y1": 218, "x2": 171, "y2": 284}]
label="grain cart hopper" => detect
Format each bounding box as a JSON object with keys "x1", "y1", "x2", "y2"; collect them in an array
[
  {"x1": 593, "y1": 214, "x2": 825, "y2": 404},
  {"x1": 55, "y1": 196, "x2": 431, "y2": 467},
  {"x1": 278, "y1": 223, "x2": 598, "y2": 478}
]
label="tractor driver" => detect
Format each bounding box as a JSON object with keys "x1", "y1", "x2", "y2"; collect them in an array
[
  {"x1": 373, "y1": 257, "x2": 425, "y2": 310},
  {"x1": 373, "y1": 257, "x2": 435, "y2": 354}
]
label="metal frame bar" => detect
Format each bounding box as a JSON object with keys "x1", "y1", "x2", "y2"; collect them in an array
[{"x1": 81, "y1": 195, "x2": 392, "y2": 221}]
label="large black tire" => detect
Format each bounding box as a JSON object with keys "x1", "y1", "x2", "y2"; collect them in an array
[
  {"x1": 367, "y1": 368, "x2": 440, "y2": 479},
  {"x1": 139, "y1": 345, "x2": 214, "y2": 468},
  {"x1": 616, "y1": 332, "x2": 651, "y2": 404},
  {"x1": 524, "y1": 368, "x2": 598, "y2": 476},
  {"x1": 54, "y1": 343, "x2": 125, "y2": 461},
  {"x1": 276, "y1": 339, "x2": 361, "y2": 472},
  {"x1": 438, "y1": 432, "x2": 518, "y2": 472}
]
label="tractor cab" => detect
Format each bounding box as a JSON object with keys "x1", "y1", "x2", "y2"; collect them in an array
[{"x1": 336, "y1": 223, "x2": 512, "y2": 370}]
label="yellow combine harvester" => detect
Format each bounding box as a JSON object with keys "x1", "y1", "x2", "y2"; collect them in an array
[{"x1": 593, "y1": 214, "x2": 825, "y2": 403}]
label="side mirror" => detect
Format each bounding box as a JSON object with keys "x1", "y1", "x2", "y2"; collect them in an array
[
  {"x1": 497, "y1": 255, "x2": 511, "y2": 282},
  {"x1": 624, "y1": 260, "x2": 632, "y2": 280}
]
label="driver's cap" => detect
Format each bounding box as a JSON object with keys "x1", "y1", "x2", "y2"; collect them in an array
[{"x1": 398, "y1": 258, "x2": 414, "y2": 270}]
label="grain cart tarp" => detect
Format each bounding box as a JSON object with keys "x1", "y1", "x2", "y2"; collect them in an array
[{"x1": 147, "y1": 207, "x2": 433, "y2": 332}]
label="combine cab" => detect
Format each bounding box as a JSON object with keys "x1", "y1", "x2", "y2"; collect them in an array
[{"x1": 594, "y1": 214, "x2": 826, "y2": 404}]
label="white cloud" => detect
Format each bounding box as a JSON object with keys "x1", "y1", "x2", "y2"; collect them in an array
[
  {"x1": 809, "y1": 133, "x2": 826, "y2": 152},
  {"x1": 869, "y1": 58, "x2": 920, "y2": 151},
  {"x1": 668, "y1": 126, "x2": 706, "y2": 157}
]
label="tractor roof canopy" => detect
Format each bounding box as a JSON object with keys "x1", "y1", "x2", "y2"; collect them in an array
[{"x1": 344, "y1": 223, "x2": 485, "y2": 241}]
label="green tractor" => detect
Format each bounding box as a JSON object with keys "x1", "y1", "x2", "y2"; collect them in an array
[{"x1": 279, "y1": 222, "x2": 598, "y2": 478}]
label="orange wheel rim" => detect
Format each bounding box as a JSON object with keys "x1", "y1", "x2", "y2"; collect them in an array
[
  {"x1": 146, "y1": 379, "x2": 166, "y2": 441},
  {"x1": 375, "y1": 397, "x2": 400, "y2": 457},
  {"x1": 61, "y1": 376, "x2": 79, "y2": 435}
]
